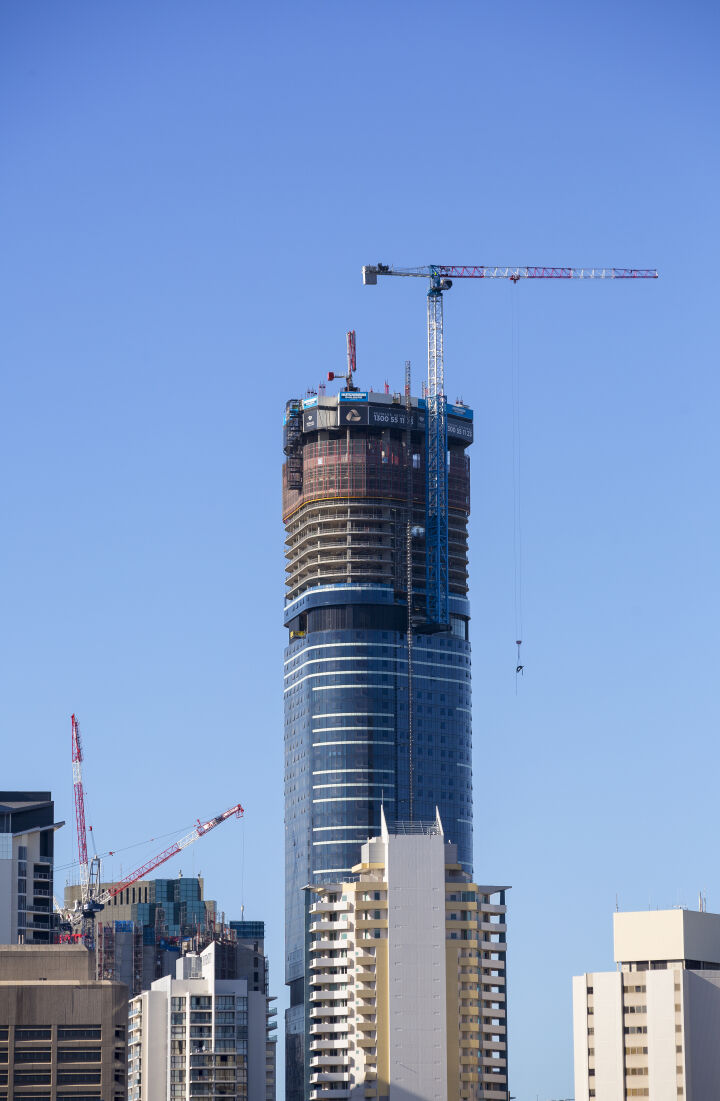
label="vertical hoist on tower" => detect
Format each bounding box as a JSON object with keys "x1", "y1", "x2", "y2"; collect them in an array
[{"x1": 363, "y1": 262, "x2": 658, "y2": 632}]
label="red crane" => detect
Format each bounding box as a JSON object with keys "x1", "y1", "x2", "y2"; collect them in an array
[
  {"x1": 70, "y1": 714, "x2": 90, "y2": 900},
  {"x1": 91, "y1": 803, "x2": 244, "y2": 912},
  {"x1": 59, "y1": 716, "x2": 243, "y2": 939}
]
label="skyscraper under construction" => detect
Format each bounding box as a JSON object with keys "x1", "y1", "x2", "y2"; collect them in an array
[{"x1": 282, "y1": 376, "x2": 474, "y2": 1099}]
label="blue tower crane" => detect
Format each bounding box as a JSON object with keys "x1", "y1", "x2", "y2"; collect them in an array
[{"x1": 362, "y1": 262, "x2": 658, "y2": 630}]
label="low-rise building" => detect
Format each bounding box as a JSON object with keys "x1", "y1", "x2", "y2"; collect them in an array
[
  {"x1": 0, "y1": 943, "x2": 128, "y2": 1101},
  {"x1": 573, "y1": 907, "x2": 720, "y2": 1099},
  {"x1": 306, "y1": 809, "x2": 509, "y2": 1101}
]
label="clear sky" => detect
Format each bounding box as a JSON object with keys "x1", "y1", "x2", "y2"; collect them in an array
[{"x1": 2, "y1": 2, "x2": 719, "y2": 1097}]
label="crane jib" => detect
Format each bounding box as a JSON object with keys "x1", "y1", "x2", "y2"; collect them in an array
[{"x1": 363, "y1": 259, "x2": 657, "y2": 631}]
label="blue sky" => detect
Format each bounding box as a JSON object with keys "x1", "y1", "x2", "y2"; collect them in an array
[{"x1": 2, "y1": 2, "x2": 719, "y2": 1096}]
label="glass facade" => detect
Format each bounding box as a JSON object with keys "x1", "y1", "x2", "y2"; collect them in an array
[
  {"x1": 284, "y1": 610, "x2": 473, "y2": 982},
  {"x1": 282, "y1": 394, "x2": 474, "y2": 1101}
]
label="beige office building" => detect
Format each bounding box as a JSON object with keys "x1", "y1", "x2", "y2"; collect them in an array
[
  {"x1": 573, "y1": 908, "x2": 720, "y2": 1100},
  {"x1": 307, "y1": 809, "x2": 509, "y2": 1101},
  {"x1": 0, "y1": 943, "x2": 128, "y2": 1101}
]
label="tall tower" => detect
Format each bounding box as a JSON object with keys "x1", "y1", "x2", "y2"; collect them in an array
[{"x1": 282, "y1": 385, "x2": 474, "y2": 1100}]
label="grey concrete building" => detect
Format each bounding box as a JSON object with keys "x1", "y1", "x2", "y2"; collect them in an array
[
  {"x1": 0, "y1": 943, "x2": 128, "y2": 1101},
  {"x1": 0, "y1": 792, "x2": 64, "y2": 946}
]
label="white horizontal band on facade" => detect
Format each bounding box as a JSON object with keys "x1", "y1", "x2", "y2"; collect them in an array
[
  {"x1": 312, "y1": 796, "x2": 396, "y2": 804},
  {"x1": 312, "y1": 825, "x2": 379, "y2": 832},
  {"x1": 313, "y1": 782, "x2": 394, "y2": 790},
  {"x1": 457, "y1": 762, "x2": 472, "y2": 769},
  {"x1": 312, "y1": 768, "x2": 395, "y2": 776},
  {"x1": 458, "y1": 818, "x2": 473, "y2": 825},
  {"x1": 288, "y1": 670, "x2": 470, "y2": 693},
  {"x1": 313, "y1": 712, "x2": 395, "y2": 719},
  {"x1": 311, "y1": 726, "x2": 395, "y2": 734},
  {"x1": 457, "y1": 707, "x2": 472, "y2": 714},
  {"x1": 285, "y1": 641, "x2": 404, "y2": 665},
  {"x1": 311, "y1": 740, "x2": 395, "y2": 747},
  {"x1": 312, "y1": 839, "x2": 374, "y2": 847},
  {"x1": 285, "y1": 638, "x2": 469, "y2": 666},
  {"x1": 312, "y1": 868, "x2": 353, "y2": 874},
  {"x1": 285, "y1": 654, "x2": 469, "y2": 681}
]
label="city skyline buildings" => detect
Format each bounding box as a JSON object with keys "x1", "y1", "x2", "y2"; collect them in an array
[
  {"x1": 282, "y1": 386, "x2": 476, "y2": 1098},
  {"x1": 1, "y1": 5, "x2": 707, "y2": 1096}
]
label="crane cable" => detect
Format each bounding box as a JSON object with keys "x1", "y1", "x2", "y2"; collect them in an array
[{"x1": 511, "y1": 287, "x2": 524, "y2": 691}]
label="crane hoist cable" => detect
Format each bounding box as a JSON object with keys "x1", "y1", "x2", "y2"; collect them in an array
[{"x1": 511, "y1": 287, "x2": 524, "y2": 686}]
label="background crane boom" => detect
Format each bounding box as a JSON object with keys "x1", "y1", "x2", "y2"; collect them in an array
[{"x1": 93, "y1": 802, "x2": 244, "y2": 909}]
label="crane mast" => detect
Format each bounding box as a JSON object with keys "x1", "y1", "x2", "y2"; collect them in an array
[
  {"x1": 426, "y1": 270, "x2": 452, "y2": 627},
  {"x1": 363, "y1": 261, "x2": 658, "y2": 630},
  {"x1": 70, "y1": 714, "x2": 90, "y2": 901}
]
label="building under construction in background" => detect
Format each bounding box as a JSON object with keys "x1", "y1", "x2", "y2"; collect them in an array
[
  {"x1": 63, "y1": 874, "x2": 248, "y2": 997},
  {"x1": 282, "y1": 380, "x2": 475, "y2": 1100}
]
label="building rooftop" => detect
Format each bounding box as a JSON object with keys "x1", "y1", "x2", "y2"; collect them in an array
[{"x1": 614, "y1": 908, "x2": 720, "y2": 965}]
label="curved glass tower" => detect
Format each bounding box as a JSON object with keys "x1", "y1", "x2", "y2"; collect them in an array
[{"x1": 282, "y1": 390, "x2": 474, "y2": 1101}]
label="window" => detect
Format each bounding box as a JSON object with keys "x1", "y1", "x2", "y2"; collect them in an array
[
  {"x1": 57, "y1": 1071, "x2": 101, "y2": 1084},
  {"x1": 58, "y1": 1028, "x2": 101, "y2": 1041}
]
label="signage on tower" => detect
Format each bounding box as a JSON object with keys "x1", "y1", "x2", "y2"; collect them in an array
[{"x1": 337, "y1": 405, "x2": 369, "y2": 426}]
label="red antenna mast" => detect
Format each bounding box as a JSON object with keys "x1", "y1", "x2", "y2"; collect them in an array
[{"x1": 327, "y1": 330, "x2": 359, "y2": 391}]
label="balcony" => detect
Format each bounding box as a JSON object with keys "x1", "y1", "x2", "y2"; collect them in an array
[
  {"x1": 310, "y1": 920, "x2": 351, "y2": 934},
  {"x1": 478, "y1": 939, "x2": 506, "y2": 954},
  {"x1": 312, "y1": 1039, "x2": 349, "y2": 1051},
  {"x1": 310, "y1": 957, "x2": 345, "y2": 971},
  {"x1": 309, "y1": 1023, "x2": 349, "y2": 1036},
  {"x1": 310, "y1": 975, "x2": 347, "y2": 989},
  {"x1": 309, "y1": 1005, "x2": 348, "y2": 1019},
  {"x1": 311, "y1": 939, "x2": 346, "y2": 953}
]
